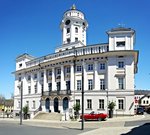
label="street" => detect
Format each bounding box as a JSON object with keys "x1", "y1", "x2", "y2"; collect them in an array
[{"x1": 0, "y1": 114, "x2": 150, "y2": 135}]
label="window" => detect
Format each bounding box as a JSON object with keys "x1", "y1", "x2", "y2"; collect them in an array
[
  {"x1": 19, "y1": 63, "x2": 22, "y2": 68},
  {"x1": 32, "y1": 101, "x2": 35, "y2": 109},
  {"x1": 116, "y1": 41, "x2": 125, "y2": 46},
  {"x1": 100, "y1": 79, "x2": 105, "y2": 90},
  {"x1": 26, "y1": 101, "x2": 29, "y2": 108},
  {"x1": 67, "y1": 38, "x2": 70, "y2": 43},
  {"x1": 76, "y1": 65, "x2": 82, "y2": 72},
  {"x1": 87, "y1": 99, "x2": 92, "y2": 109},
  {"x1": 143, "y1": 100, "x2": 145, "y2": 104},
  {"x1": 118, "y1": 62, "x2": 124, "y2": 68},
  {"x1": 88, "y1": 79, "x2": 93, "y2": 90},
  {"x1": 77, "y1": 80, "x2": 81, "y2": 90},
  {"x1": 147, "y1": 100, "x2": 149, "y2": 104},
  {"x1": 76, "y1": 99, "x2": 80, "y2": 106},
  {"x1": 75, "y1": 37, "x2": 78, "y2": 42},
  {"x1": 118, "y1": 77, "x2": 124, "y2": 89},
  {"x1": 48, "y1": 83, "x2": 52, "y2": 91},
  {"x1": 34, "y1": 84, "x2": 37, "y2": 93},
  {"x1": 118, "y1": 99, "x2": 124, "y2": 110},
  {"x1": 100, "y1": 63, "x2": 105, "y2": 70},
  {"x1": 57, "y1": 82, "x2": 61, "y2": 91},
  {"x1": 18, "y1": 101, "x2": 20, "y2": 108},
  {"x1": 57, "y1": 69, "x2": 61, "y2": 74},
  {"x1": 75, "y1": 27, "x2": 78, "y2": 33},
  {"x1": 99, "y1": 99, "x2": 104, "y2": 109},
  {"x1": 66, "y1": 67, "x2": 70, "y2": 73},
  {"x1": 28, "y1": 86, "x2": 31, "y2": 94},
  {"x1": 41, "y1": 72, "x2": 44, "y2": 78},
  {"x1": 88, "y1": 64, "x2": 93, "y2": 71},
  {"x1": 67, "y1": 28, "x2": 70, "y2": 33},
  {"x1": 34, "y1": 74, "x2": 37, "y2": 79},
  {"x1": 66, "y1": 81, "x2": 70, "y2": 90},
  {"x1": 27, "y1": 75, "x2": 31, "y2": 81},
  {"x1": 48, "y1": 70, "x2": 52, "y2": 76},
  {"x1": 19, "y1": 77, "x2": 21, "y2": 82},
  {"x1": 41, "y1": 84, "x2": 44, "y2": 93}
]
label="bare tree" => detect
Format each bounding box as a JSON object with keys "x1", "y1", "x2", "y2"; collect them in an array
[{"x1": 0, "y1": 94, "x2": 5, "y2": 104}]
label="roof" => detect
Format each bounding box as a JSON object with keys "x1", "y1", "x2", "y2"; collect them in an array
[
  {"x1": 107, "y1": 27, "x2": 135, "y2": 34},
  {"x1": 135, "y1": 90, "x2": 150, "y2": 95},
  {"x1": 16, "y1": 53, "x2": 35, "y2": 61}
]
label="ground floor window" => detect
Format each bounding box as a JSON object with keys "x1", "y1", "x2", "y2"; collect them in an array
[
  {"x1": 99, "y1": 99, "x2": 104, "y2": 109},
  {"x1": 87, "y1": 99, "x2": 92, "y2": 109},
  {"x1": 118, "y1": 99, "x2": 124, "y2": 110}
]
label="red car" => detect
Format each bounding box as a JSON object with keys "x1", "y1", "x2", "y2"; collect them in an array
[{"x1": 80, "y1": 111, "x2": 108, "y2": 121}]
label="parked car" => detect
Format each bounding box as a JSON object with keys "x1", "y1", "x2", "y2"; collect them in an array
[
  {"x1": 136, "y1": 107, "x2": 144, "y2": 115},
  {"x1": 80, "y1": 111, "x2": 108, "y2": 121}
]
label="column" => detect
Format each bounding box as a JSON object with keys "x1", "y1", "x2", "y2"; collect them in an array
[
  {"x1": 37, "y1": 71, "x2": 41, "y2": 93},
  {"x1": 43, "y1": 69, "x2": 48, "y2": 92},
  {"x1": 52, "y1": 67, "x2": 56, "y2": 91},
  {"x1": 94, "y1": 61, "x2": 99, "y2": 90},
  {"x1": 50, "y1": 100, "x2": 54, "y2": 112},
  {"x1": 31, "y1": 73, "x2": 34, "y2": 94},
  {"x1": 61, "y1": 65, "x2": 66, "y2": 90},
  {"x1": 59, "y1": 100, "x2": 63, "y2": 113},
  {"x1": 70, "y1": 64, "x2": 74, "y2": 91},
  {"x1": 82, "y1": 61, "x2": 87, "y2": 91}
]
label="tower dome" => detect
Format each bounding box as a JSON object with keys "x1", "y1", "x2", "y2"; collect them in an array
[{"x1": 60, "y1": 5, "x2": 88, "y2": 45}]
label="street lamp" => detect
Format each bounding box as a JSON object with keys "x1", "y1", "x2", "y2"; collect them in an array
[
  {"x1": 81, "y1": 65, "x2": 84, "y2": 130},
  {"x1": 18, "y1": 81, "x2": 23, "y2": 125}
]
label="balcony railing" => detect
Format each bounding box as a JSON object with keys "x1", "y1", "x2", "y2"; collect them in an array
[{"x1": 42, "y1": 90, "x2": 71, "y2": 96}]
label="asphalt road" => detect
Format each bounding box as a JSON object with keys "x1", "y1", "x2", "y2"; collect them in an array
[{"x1": 0, "y1": 122, "x2": 91, "y2": 135}]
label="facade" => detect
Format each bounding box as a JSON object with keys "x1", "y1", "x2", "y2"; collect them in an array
[{"x1": 13, "y1": 5, "x2": 138, "y2": 118}]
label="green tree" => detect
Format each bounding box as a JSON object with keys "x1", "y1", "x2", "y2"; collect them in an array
[{"x1": 73, "y1": 103, "x2": 80, "y2": 119}]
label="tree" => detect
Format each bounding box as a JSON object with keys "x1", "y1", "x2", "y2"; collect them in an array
[
  {"x1": 108, "y1": 101, "x2": 116, "y2": 118},
  {"x1": 0, "y1": 94, "x2": 5, "y2": 104},
  {"x1": 73, "y1": 103, "x2": 80, "y2": 119},
  {"x1": 23, "y1": 105, "x2": 29, "y2": 119}
]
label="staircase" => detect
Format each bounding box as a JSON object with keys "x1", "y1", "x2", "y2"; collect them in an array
[{"x1": 33, "y1": 112, "x2": 62, "y2": 121}]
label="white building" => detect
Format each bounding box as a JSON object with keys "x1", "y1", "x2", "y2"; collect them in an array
[{"x1": 13, "y1": 5, "x2": 138, "y2": 118}]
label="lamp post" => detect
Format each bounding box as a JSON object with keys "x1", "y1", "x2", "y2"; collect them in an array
[
  {"x1": 81, "y1": 65, "x2": 84, "y2": 130},
  {"x1": 18, "y1": 81, "x2": 23, "y2": 125}
]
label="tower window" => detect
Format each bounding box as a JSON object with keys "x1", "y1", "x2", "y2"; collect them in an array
[
  {"x1": 116, "y1": 41, "x2": 125, "y2": 46},
  {"x1": 75, "y1": 37, "x2": 78, "y2": 42},
  {"x1": 75, "y1": 27, "x2": 78, "y2": 33},
  {"x1": 67, "y1": 28, "x2": 70, "y2": 33},
  {"x1": 67, "y1": 38, "x2": 70, "y2": 43}
]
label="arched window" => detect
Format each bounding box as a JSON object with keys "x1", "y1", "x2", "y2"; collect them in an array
[{"x1": 75, "y1": 27, "x2": 78, "y2": 33}]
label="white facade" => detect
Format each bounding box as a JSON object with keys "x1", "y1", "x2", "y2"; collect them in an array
[{"x1": 13, "y1": 5, "x2": 138, "y2": 118}]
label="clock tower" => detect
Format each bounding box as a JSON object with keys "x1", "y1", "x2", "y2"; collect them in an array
[{"x1": 60, "y1": 5, "x2": 88, "y2": 45}]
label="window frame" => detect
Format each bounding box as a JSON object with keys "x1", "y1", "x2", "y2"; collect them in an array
[
  {"x1": 99, "y1": 99, "x2": 104, "y2": 109},
  {"x1": 88, "y1": 79, "x2": 93, "y2": 90},
  {"x1": 87, "y1": 99, "x2": 92, "y2": 109}
]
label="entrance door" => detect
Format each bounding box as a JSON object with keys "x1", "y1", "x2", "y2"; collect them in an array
[
  {"x1": 45, "y1": 98, "x2": 50, "y2": 112},
  {"x1": 63, "y1": 97, "x2": 68, "y2": 111},
  {"x1": 54, "y1": 98, "x2": 59, "y2": 112}
]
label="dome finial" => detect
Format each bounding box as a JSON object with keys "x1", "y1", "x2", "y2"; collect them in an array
[{"x1": 71, "y1": 4, "x2": 76, "y2": 10}]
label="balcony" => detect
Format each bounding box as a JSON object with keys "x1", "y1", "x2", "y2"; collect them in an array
[
  {"x1": 42, "y1": 90, "x2": 71, "y2": 96},
  {"x1": 116, "y1": 68, "x2": 125, "y2": 76}
]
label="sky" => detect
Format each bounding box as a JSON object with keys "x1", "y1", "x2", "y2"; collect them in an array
[{"x1": 0, "y1": 0, "x2": 150, "y2": 98}]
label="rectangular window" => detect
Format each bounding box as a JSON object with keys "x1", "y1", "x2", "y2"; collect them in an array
[
  {"x1": 48, "y1": 83, "x2": 52, "y2": 91},
  {"x1": 100, "y1": 63, "x2": 105, "y2": 70},
  {"x1": 32, "y1": 101, "x2": 35, "y2": 109},
  {"x1": 88, "y1": 64, "x2": 93, "y2": 71},
  {"x1": 57, "y1": 82, "x2": 61, "y2": 91},
  {"x1": 118, "y1": 77, "x2": 124, "y2": 89},
  {"x1": 41, "y1": 72, "x2": 44, "y2": 78},
  {"x1": 88, "y1": 79, "x2": 93, "y2": 90},
  {"x1": 67, "y1": 38, "x2": 70, "y2": 43},
  {"x1": 76, "y1": 65, "x2": 82, "y2": 72},
  {"x1": 57, "y1": 69, "x2": 61, "y2": 74},
  {"x1": 34, "y1": 84, "x2": 37, "y2": 93},
  {"x1": 118, "y1": 99, "x2": 124, "y2": 110},
  {"x1": 76, "y1": 99, "x2": 80, "y2": 106},
  {"x1": 27, "y1": 75, "x2": 31, "y2": 81},
  {"x1": 67, "y1": 28, "x2": 70, "y2": 33},
  {"x1": 28, "y1": 86, "x2": 31, "y2": 94},
  {"x1": 75, "y1": 37, "x2": 78, "y2": 42},
  {"x1": 100, "y1": 79, "x2": 105, "y2": 90},
  {"x1": 41, "y1": 84, "x2": 44, "y2": 93},
  {"x1": 118, "y1": 61, "x2": 124, "y2": 68},
  {"x1": 99, "y1": 99, "x2": 104, "y2": 109},
  {"x1": 18, "y1": 77, "x2": 21, "y2": 82},
  {"x1": 48, "y1": 70, "x2": 52, "y2": 76},
  {"x1": 77, "y1": 80, "x2": 81, "y2": 90},
  {"x1": 34, "y1": 74, "x2": 37, "y2": 79},
  {"x1": 116, "y1": 41, "x2": 125, "y2": 46},
  {"x1": 87, "y1": 99, "x2": 92, "y2": 109},
  {"x1": 66, "y1": 67, "x2": 70, "y2": 73},
  {"x1": 66, "y1": 81, "x2": 70, "y2": 90}
]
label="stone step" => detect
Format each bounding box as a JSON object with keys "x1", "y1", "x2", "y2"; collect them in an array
[{"x1": 33, "y1": 112, "x2": 62, "y2": 121}]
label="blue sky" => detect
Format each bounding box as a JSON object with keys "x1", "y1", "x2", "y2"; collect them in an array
[{"x1": 0, "y1": 0, "x2": 150, "y2": 98}]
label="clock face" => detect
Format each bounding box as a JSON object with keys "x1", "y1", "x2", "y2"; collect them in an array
[{"x1": 65, "y1": 20, "x2": 70, "y2": 25}]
